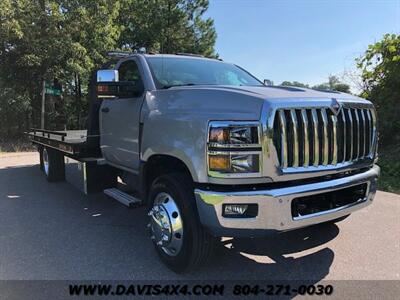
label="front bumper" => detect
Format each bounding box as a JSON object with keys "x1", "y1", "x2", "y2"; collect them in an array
[{"x1": 194, "y1": 165, "x2": 380, "y2": 237}]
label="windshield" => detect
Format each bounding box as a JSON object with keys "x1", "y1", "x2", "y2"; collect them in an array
[{"x1": 146, "y1": 56, "x2": 263, "y2": 88}]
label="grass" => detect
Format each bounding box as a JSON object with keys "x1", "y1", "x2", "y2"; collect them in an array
[
  {"x1": 0, "y1": 137, "x2": 35, "y2": 153},
  {"x1": 377, "y1": 144, "x2": 400, "y2": 194}
]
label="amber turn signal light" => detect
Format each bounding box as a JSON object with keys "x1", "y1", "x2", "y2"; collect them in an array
[{"x1": 209, "y1": 155, "x2": 230, "y2": 171}]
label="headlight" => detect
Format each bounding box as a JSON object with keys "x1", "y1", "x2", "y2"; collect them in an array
[
  {"x1": 208, "y1": 123, "x2": 260, "y2": 147},
  {"x1": 207, "y1": 121, "x2": 262, "y2": 178}
]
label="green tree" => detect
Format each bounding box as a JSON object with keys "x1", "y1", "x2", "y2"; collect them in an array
[
  {"x1": 333, "y1": 83, "x2": 350, "y2": 93},
  {"x1": 328, "y1": 75, "x2": 350, "y2": 93},
  {"x1": 0, "y1": 1, "x2": 117, "y2": 132},
  {"x1": 357, "y1": 33, "x2": 400, "y2": 144},
  {"x1": 0, "y1": 0, "x2": 68, "y2": 134},
  {"x1": 56, "y1": 0, "x2": 122, "y2": 127},
  {"x1": 312, "y1": 83, "x2": 330, "y2": 91},
  {"x1": 312, "y1": 75, "x2": 350, "y2": 93},
  {"x1": 0, "y1": 0, "x2": 217, "y2": 140},
  {"x1": 118, "y1": 0, "x2": 217, "y2": 57}
]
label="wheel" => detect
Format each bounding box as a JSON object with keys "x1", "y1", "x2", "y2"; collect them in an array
[
  {"x1": 42, "y1": 147, "x2": 65, "y2": 182},
  {"x1": 147, "y1": 173, "x2": 215, "y2": 273}
]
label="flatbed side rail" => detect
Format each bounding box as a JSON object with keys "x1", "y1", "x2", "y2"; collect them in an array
[
  {"x1": 30, "y1": 128, "x2": 67, "y2": 141},
  {"x1": 27, "y1": 129, "x2": 82, "y2": 156}
]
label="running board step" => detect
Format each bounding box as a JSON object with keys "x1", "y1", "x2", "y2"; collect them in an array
[{"x1": 104, "y1": 188, "x2": 142, "y2": 207}]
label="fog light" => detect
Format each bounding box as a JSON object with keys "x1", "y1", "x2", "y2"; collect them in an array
[
  {"x1": 223, "y1": 204, "x2": 259, "y2": 218},
  {"x1": 224, "y1": 204, "x2": 248, "y2": 215}
]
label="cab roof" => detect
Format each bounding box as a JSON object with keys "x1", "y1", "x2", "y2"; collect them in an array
[{"x1": 143, "y1": 53, "x2": 221, "y2": 61}]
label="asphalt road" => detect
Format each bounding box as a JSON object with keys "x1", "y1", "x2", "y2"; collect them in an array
[{"x1": 0, "y1": 152, "x2": 399, "y2": 283}]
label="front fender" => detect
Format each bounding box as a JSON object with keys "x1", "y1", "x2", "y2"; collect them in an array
[
  {"x1": 141, "y1": 113, "x2": 208, "y2": 182},
  {"x1": 140, "y1": 89, "x2": 263, "y2": 183}
]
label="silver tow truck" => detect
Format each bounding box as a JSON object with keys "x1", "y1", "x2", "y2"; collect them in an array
[{"x1": 28, "y1": 52, "x2": 379, "y2": 273}]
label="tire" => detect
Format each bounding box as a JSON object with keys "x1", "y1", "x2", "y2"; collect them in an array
[
  {"x1": 42, "y1": 147, "x2": 65, "y2": 182},
  {"x1": 147, "y1": 173, "x2": 215, "y2": 273},
  {"x1": 38, "y1": 146, "x2": 44, "y2": 172}
]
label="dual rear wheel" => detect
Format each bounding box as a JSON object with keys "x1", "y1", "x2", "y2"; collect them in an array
[{"x1": 39, "y1": 147, "x2": 65, "y2": 182}]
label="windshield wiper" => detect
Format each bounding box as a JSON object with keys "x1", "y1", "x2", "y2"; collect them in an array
[{"x1": 162, "y1": 83, "x2": 197, "y2": 89}]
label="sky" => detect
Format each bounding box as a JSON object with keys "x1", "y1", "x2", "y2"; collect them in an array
[{"x1": 206, "y1": 0, "x2": 400, "y2": 91}]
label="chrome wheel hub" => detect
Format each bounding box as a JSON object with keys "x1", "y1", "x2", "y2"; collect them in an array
[
  {"x1": 43, "y1": 148, "x2": 49, "y2": 176},
  {"x1": 148, "y1": 192, "x2": 183, "y2": 256}
]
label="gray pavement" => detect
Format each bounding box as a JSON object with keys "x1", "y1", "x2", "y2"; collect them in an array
[{"x1": 0, "y1": 152, "x2": 399, "y2": 281}]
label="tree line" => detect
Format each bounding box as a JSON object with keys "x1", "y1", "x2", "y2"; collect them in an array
[
  {"x1": 280, "y1": 75, "x2": 351, "y2": 93},
  {"x1": 0, "y1": 1, "x2": 398, "y2": 149},
  {"x1": 0, "y1": 0, "x2": 216, "y2": 138}
]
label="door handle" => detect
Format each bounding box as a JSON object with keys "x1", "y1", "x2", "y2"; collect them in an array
[{"x1": 101, "y1": 107, "x2": 110, "y2": 113}]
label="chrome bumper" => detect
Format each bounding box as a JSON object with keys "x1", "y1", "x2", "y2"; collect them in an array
[{"x1": 194, "y1": 165, "x2": 380, "y2": 237}]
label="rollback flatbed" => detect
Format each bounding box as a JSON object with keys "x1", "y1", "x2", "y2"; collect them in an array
[
  {"x1": 28, "y1": 128, "x2": 118, "y2": 195},
  {"x1": 28, "y1": 128, "x2": 88, "y2": 156}
]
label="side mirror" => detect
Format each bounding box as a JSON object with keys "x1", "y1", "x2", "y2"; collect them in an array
[
  {"x1": 97, "y1": 70, "x2": 119, "y2": 82},
  {"x1": 96, "y1": 69, "x2": 144, "y2": 98},
  {"x1": 263, "y1": 79, "x2": 273, "y2": 86}
]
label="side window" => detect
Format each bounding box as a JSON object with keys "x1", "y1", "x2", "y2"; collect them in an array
[{"x1": 118, "y1": 60, "x2": 143, "y2": 83}]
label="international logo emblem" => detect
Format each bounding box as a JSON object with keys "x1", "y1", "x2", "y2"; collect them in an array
[{"x1": 330, "y1": 98, "x2": 342, "y2": 116}]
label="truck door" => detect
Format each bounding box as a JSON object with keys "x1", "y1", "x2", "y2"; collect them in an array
[{"x1": 99, "y1": 58, "x2": 145, "y2": 172}]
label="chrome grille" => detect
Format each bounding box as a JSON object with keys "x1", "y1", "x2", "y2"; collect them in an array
[{"x1": 273, "y1": 106, "x2": 376, "y2": 169}]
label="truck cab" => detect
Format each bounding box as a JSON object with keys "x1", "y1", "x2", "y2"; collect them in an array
[{"x1": 30, "y1": 52, "x2": 380, "y2": 273}]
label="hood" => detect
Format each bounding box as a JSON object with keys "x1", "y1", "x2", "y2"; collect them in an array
[
  {"x1": 147, "y1": 84, "x2": 371, "y2": 125},
  {"x1": 169, "y1": 84, "x2": 368, "y2": 103}
]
